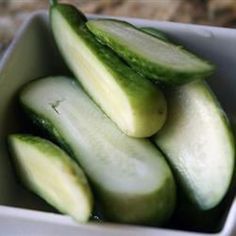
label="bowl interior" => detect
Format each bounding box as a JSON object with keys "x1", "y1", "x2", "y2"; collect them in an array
[{"x1": 0, "y1": 12, "x2": 235, "y2": 234}]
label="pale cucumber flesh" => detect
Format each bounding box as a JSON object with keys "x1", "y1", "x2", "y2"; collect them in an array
[
  {"x1": 8, "y1": 135, "x2": 93, "y2": 223},
  {"x1": 50, "y1": 5, "x2": 166, "y2": 137},
  {"x1": 86, "y1": 19, "x2": 215, "y2": 85},
  {"x1": 154, "y1": 81, "x2": 234, "y2": 210},
  {"x1": 20, "y1": 76, "x2": 176, "y2": 225}
]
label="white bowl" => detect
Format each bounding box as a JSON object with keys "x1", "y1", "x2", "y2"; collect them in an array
[{"x1": 0, "y1": 11, "x2": 235, "y2": 236}]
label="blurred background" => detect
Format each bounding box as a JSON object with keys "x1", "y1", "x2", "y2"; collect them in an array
[{"x1": 0, "y1": 0, "x2": 236, "y2": 55}]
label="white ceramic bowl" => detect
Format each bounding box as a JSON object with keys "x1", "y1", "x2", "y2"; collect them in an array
[{"x1": 0, "y1": 11, "x2": 236, "y2": 236}]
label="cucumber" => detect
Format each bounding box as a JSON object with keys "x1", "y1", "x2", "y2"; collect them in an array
[
  {"x1": 140, "y1": 27, "x2": 169, "y2": 42},
  {"x1": 20, "y1": 76, "x2": 176, "y2": 225},
  {"x1": 154, "y1": 81, "x2": 235, "y2": 210},
  {"x1": 86, "y1": 19, "x2": 215, "y2": 85},
  {"x1": 8, "y1": 134, "x2": 93, "y2": 223},
  {"x1": 50, "y1": 3, "x2": 166, "y2": 138}
]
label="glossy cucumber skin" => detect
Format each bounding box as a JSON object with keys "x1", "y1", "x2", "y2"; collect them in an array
[
  {"x1": 50, "y1": 4, "x2": 167, "y2": 138},
  {"x1": 20, "y1": 76, "x2": 176, "y2": 225},
  {"x1": 8, "y1": 134, "x2": 93, "y2": 223},
  {"x1": 86, "y1": 19, "x2": 215, "y2": 85},
  {"x1": 154, "y1": 81, "x2": 235, "y2": 210}
]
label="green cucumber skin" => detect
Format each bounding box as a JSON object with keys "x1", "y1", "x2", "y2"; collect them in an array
[
  {"x1": 27, "y1": 111, "x2": 173, "y2": 224},
  {"x1": 86, "y1": 19, "x2": 215, "y2": 85},
  {"x1": 100, "y1": 175, "x2": 175, "y2": 224},
  {"x1": 22, "y1": 105, "x2": 75, "y2": 158},
  {"x1": 154, "y1": 81, "x2": 235, "y2": 210},
  {"x1": 50, "y1": 3, "x2": 87, "y2": 25},
  {"x1": 8, "y1": 134, "x2": 93, "y2": 222},
  {"x1": 20, "y1": 76, "x2": 176, "y2": 225},
  {"x1": 50, "y1": 4, "x2": 167, "y2": 138},
  {"x1": 140, "y1": 27, "x2": 169, "y2": 42}
]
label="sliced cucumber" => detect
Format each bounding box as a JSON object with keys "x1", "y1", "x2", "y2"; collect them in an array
[
  {"x1": 8, "y1": 134, "x2": 93, "y2": 223},
  {"x1": 86, "y1": 19, "x2": 215, "y2": 85},
  {"x1": 50, "y1": 3, "x2": 166, "y2": 138},
  {"x1": 140, "y1": 27, "x2": 169, "y2": 42},
  {"x1": 154, "y1": 81, "x2": 235, "y2": 210},
  {"x1": 20, "y1": 76, "x2": 176, "y2": 225}
]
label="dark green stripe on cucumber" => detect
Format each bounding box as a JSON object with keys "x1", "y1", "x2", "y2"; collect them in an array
[
  {"x1": 8, "y1": 134, "x2": 93, "y2": 223},
  {"x1": 20, "y1": 76, "x2": 176, "y2": 225},
  {"x1": 50, "y1": 3, "x2": 167, "y2": 138},
  {"x1": 86, "y1": 19, "x2": 215, "y2": 85}
]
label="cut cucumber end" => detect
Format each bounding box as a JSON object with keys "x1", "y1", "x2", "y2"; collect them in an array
[
  {"x1": 50, "y1": 5, "x2": 167, "y2": 137},
  {"x1": 100, "y1": 173, "x2": 176, "y2": 225},
  {"x1": 86, "y1": 19, "x2": 215, "y2": 85},
  {"x1": 20, "y1": 76, "x2": 176, "y2": 225},
  {"x1": 154, "y1": 81, "x2": 235, "y2": 210},
  {"x1": 8, "y1": 134, "x2": 93, "y2": 222}
]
